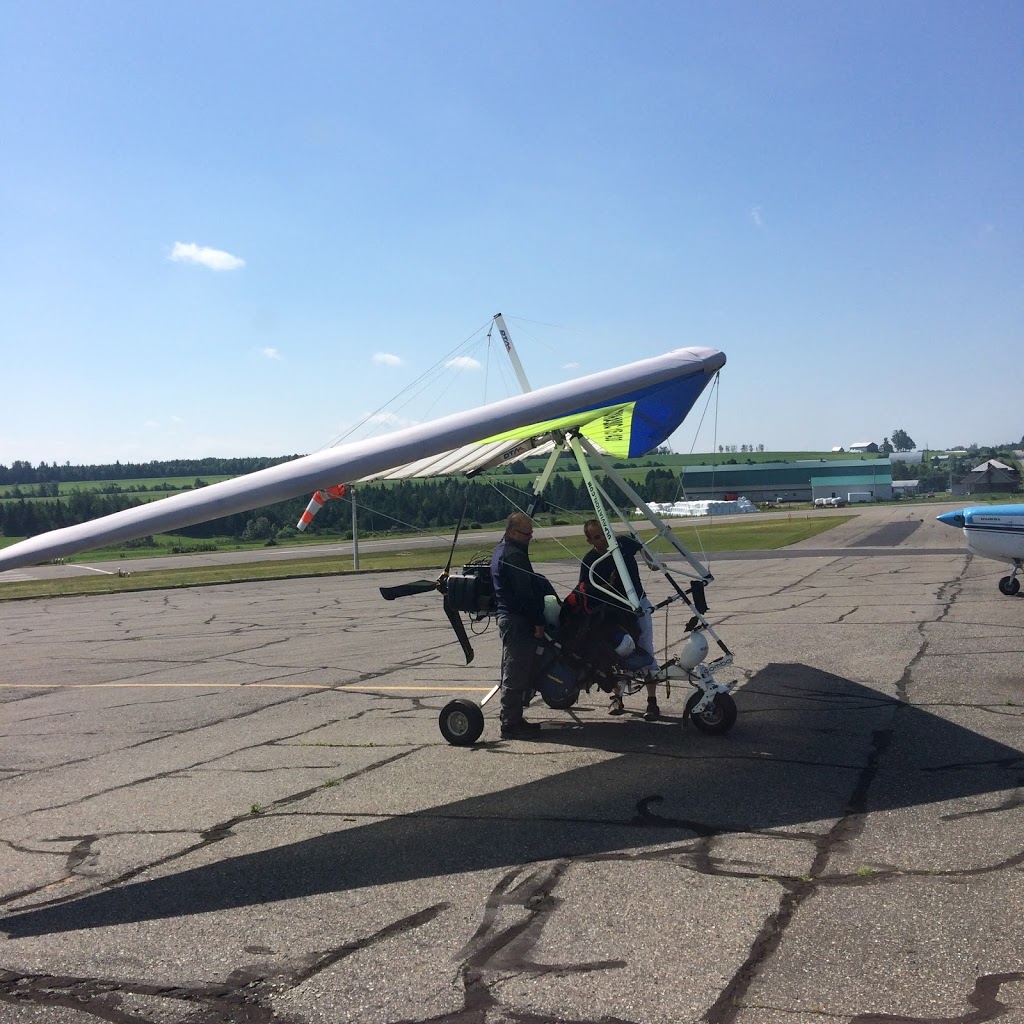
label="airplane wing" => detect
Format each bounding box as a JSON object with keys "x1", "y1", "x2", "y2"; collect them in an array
[{"x1": 0, "y1": 346, "x2": 725, "y2": 572}]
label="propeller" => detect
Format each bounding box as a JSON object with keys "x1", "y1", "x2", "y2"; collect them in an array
[
  {"x1": 378, "y1": 491, "x2": 468, "y2": 602},
  {"x1": 380, "y1": 577, "x2": 446, "y2": 601},
  {"x1": 378, "y1": 490, "x2": 478, "y2": 663},
  {"x1": 443, "y1": 593, "x2": 475, "y2": 664}
]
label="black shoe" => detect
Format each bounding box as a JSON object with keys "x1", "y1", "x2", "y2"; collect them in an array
[
  {"x1": 608, "y1": 695, "x2": 625, "y2": 716},
  {"x1": 644, "y1": 701, "x2": 661, "y2": 722},
  {"x1": 500, "y1": 719, "x2": 542, "y2": 738}
]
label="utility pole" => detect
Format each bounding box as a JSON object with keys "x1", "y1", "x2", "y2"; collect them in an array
[{"x1": 351, "y1": 485, "x2": 359, "y2": 570}]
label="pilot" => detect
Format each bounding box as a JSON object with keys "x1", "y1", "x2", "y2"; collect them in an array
[
  {"x1": 491, "y1": 512, "x2": 554, "y2": 738},
  {"x1": 580, "y1": 519, "x2": 661, "y2": 720}
]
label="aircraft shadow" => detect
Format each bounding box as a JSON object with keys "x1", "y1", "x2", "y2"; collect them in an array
[{"x1": 4, "y1": 663, "x2": 1020, "y2": 938}]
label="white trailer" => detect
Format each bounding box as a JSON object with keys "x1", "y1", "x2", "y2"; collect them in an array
[{"x1": 847, "y1": 492, "x2": 874, "y2": 503}]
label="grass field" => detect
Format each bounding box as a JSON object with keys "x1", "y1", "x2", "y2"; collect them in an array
[
  {"x1": 0, "y1": 476, "x2": 237, "y2": 504},
  {"x1": 0, "y1": 515, "x2": 854, "y2": 602}
]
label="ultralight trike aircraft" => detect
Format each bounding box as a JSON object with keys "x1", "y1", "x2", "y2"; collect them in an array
[{"x1": 0, "y1": 316, "x2": 738, "y2": 743}]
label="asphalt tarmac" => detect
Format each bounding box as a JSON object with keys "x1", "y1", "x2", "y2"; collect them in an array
[{"x1": 1, "y1": 504, "x2": 1022, "y2": 1023}]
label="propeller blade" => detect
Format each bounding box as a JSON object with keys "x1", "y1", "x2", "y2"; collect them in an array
[
  {"x1": 379, "y1": 579, "x2": 440, "y2": 601},
  {"x1": 440, "y1": 490, "x2": 471, "y2": 578},
  {"x1": 443, "y1": 593, "x2": 475, "y2": 664}
]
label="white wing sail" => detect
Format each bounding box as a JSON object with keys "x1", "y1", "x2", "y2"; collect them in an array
[{"x1": 0, "y1": 347, "x2": 725, "y2": 572}]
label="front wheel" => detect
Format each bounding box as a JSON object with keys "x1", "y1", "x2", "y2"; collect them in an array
[
  {"x1": 439, "y1": 699, "x2": 485, "y2": 746},
  {"x1": 685, "y1": 690, "x2": 737, "y2": 735},
  {"x1": 998, "y1": 575, "x2": 1020, "y2": 596},
  {"x1": 541, "y1": 688, "x2": 580, "y2": 710}
]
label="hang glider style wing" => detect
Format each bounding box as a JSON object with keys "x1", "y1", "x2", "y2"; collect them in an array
[{"x1": 0, "y1": 347, "x2": 725, "y2": 573}]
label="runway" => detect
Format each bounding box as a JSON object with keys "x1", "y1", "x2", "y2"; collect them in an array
[{"x1": 1, "y1": 504, "x2": 1022, "y2": 1023}]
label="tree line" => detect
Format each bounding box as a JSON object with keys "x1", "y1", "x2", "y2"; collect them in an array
[{"x1": 0, "y1": 456, "x2": 298, "y2": 486}]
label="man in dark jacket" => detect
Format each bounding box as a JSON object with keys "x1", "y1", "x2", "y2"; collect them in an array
[{"x1": 491, "y1": 512, "x2": 553, "y2": 737}]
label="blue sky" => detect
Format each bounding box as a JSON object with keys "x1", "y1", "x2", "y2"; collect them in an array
[{"x1": 2, "y1": 1, "x2": 1021, "y2": 466}]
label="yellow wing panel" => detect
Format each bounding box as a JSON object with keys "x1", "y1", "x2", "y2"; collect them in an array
[{"x1": 479, "y1": 403, "x2": 635, "y2": 458}]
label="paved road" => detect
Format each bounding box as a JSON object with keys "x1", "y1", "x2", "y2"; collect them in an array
[
  {"x1": 0, "y1": 501, "x2": 968, "y2": 583},
  {"x1": 1, "y1": 505, "x2": 1022, "y2": 1023}
]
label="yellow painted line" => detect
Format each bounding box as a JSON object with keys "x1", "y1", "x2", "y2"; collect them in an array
[{"x1": 0, "y1": 682, "x2": 491, "y2": 692}]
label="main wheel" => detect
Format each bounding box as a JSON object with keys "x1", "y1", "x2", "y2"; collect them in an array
[
  {"x1": 685, "y1": 690, "x2": 737, "y2": 735},
  {"x1": 541, "y1": 688, "x2": 580, "y2": 710},
  {"x1": 998, "y1": 575, "x2": 1020, "y2": 596},
  {"x1": 439, "y1": 699, "x2": 485, "y2": 746}
]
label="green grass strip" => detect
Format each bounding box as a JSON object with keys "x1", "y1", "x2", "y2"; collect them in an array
[{"x1": 0, "y1": 515, "x2": 854, "y2": 602}]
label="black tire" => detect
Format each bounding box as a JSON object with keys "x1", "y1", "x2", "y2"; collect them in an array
[
  {"x1": 439, "y1": 699, "x2": 485, "y2": 746},
  {"x1": 998, "y1": 576, "x2": 1020, "y2": 596},
  {"x1": 685, "y1": 690, "x2": 737, "y2": 735},
  {"x1": 542, "y1": 688, "x2": 580, "y2": 711}
]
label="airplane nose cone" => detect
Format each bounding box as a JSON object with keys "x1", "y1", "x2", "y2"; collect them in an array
[{"x1": 937, "y1": 510, "x2": 965, "y2": 528}]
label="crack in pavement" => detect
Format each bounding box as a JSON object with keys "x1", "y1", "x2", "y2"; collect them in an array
[
  {"x1": 0, "y1": 747, "x2": 424, "y2": 913},
  {"x1": 847, "y1": 971, "x2": 1024, "y2": 1023}
]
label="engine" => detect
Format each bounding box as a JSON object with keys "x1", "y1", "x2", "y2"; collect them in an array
[{"x1": 445, "y1": 561, "x2": 497, "y2": 617}]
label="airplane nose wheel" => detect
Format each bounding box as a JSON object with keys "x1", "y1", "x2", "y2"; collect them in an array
[
  {"x1": 439, "y1": 699, "x2": 485, "y2": 746},
  {"x1": 684, "y1": 690, "x2": 737, "y2": 734},
  {"x1": 999, "y1": 575, "x2": 1020, "y2": 596}
]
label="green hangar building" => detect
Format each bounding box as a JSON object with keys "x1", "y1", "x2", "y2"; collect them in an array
[{"x1": 678, "y1": 459, "x2": 893, "y2": 503}]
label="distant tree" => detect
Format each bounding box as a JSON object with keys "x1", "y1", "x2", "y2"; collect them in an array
[
  {"x1": 757, "y1": 444, "x2": 765, "y2": 452},
  {"x1": 718, "y1": 445, "x2": 724, "y2": 453},
  {"x1": 241, "y1": 516, "x2": 275, "y2": 541},
  {"x1": 891, "y1": 429, "x2": 915, "y2": 452},
  {"x1": 880, "y1": 437, "x2": 894, "y2": 455}
]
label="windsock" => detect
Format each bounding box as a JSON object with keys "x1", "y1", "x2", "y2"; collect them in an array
[{"x1": 296, "y1": 483, "x2": 346, "y2": 531}]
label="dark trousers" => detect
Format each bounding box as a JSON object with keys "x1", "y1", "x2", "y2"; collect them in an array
[{"x1": 498, "y1": 614, "x2": 535, "y2": 726}]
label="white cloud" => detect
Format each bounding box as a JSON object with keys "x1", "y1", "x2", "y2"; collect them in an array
[
  {"x1": 261, "y1": 347, "x2": 282, "y2": 361},
  {"x1": 367, "y1": 411, "x2": 418, "y2": 427},
  {"x1": 750, "y1": 206, "x2": 764, "y2": 229},
  {"x1": 562, "y1": 361, "x2": 580, "y2": 370},
  {"x1": 446, "y1": 356, "x2": 482, "y2": 370},
  {"x1": 144, "y1": 420, "x2": 160, "y2": 428},
  {"x1": 373, "y1": 352, "x2": 403, "y2": 366},
  {"x1": 169, "y1": 241, "x2": 246, "y2": 271}
]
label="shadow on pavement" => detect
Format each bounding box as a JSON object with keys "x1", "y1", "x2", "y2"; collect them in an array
[{"x1": 4, "y1": 662, "x2": 1019, "y2": 937}]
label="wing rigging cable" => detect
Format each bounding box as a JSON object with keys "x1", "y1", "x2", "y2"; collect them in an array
[
  {"x1": 314, "y1": 318, "x2": 496, "y2": 453},
  {"x1": 298, "y1": 316, "x2": 533, "y2": 529},
  {"x1": 670, "y1": 370, "x2": 722, "y2": 569}
]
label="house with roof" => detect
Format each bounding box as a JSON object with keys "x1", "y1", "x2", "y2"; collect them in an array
[
  {"x1": 891, "y1": 479, "x2": 920, "y2": 497},
  {"x1": 964, "y1": 459, "x2": 1020, "y2": 494},
  {"x1": 849, "y1": 441, "x2": 879, "y2": 454}
]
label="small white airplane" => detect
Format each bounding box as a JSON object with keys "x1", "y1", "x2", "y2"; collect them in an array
[{"x1": 937, "y1": 505, "x2": 1024, "y2": 596}]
